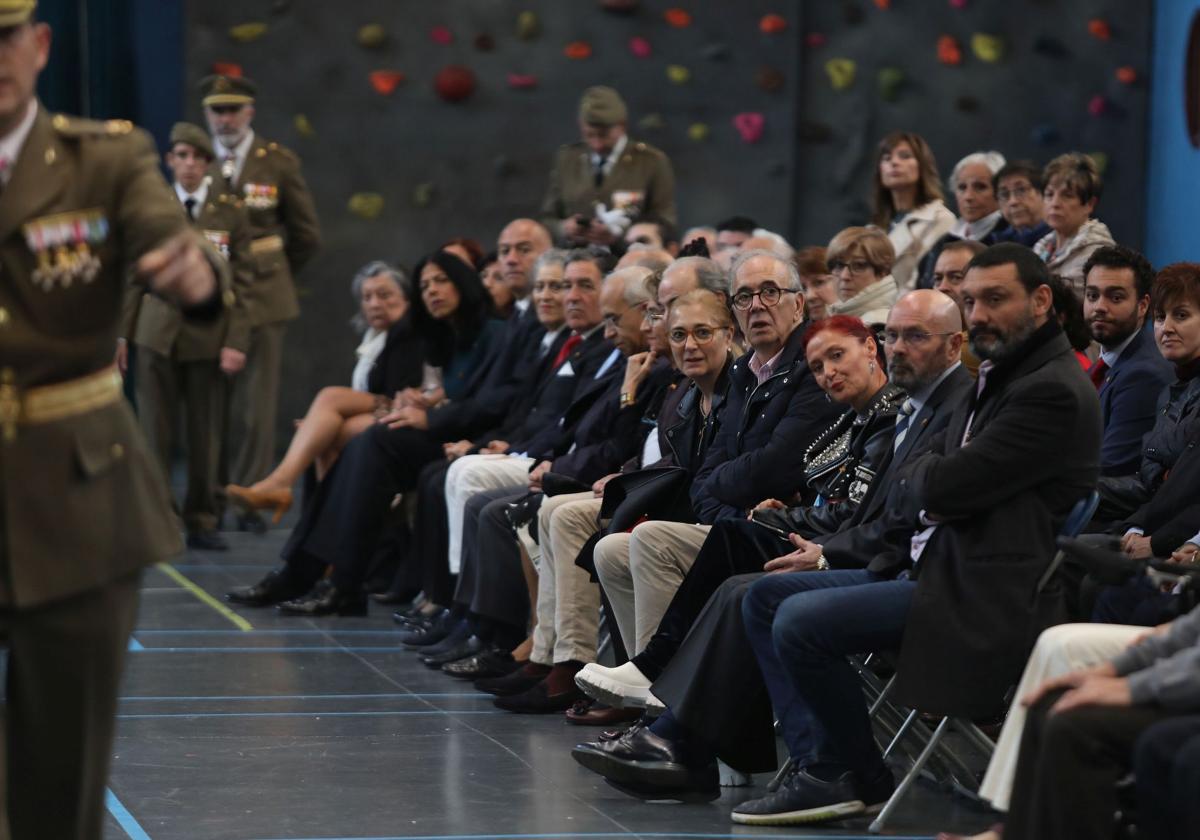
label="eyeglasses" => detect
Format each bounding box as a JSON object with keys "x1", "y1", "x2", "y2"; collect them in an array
[
  {"x1": 668, "y1": 326, "x2": 726, "y2": 345},
  {"x1": 931, "y1": 269, "x2": 966, "y2": 286},
  {"x1": 532, "y1": 281, "x2": 566, "y2": 293},
  {"x1": 882, "y1": 329, "x2": 958, "y2": 346},
  {"x1": 731, "y1": 286, "x2": 797, "y2": 311},
  {"x1": 828, "y1": 259, "x2": 875, "y2": 275},
  {"x1": 997, "y1": 184, "x2": 1032, "y2": 202}
]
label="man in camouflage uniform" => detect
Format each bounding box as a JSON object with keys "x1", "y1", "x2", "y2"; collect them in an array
[
  {"x1": 120, "y1": 122, "x2": 254, "y2": 551},
  {"x1": 540, "y1": 86, "x2": 677, "y2": 248},
  {"x1": 0, "y1": 4, "x2": 223, "y2": 836},
  {"x1": 201, "y1": 74, "x2": 321, "y2": 532}
]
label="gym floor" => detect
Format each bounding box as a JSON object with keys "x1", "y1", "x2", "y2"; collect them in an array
[{"x1": 104, "y1": 529, "x2": 997, "y2": 840}]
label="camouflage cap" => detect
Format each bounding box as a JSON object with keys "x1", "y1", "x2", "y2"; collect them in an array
[
  {"x1": 0, "y1": 0, "x2": 36, "y2": 28},
  {"x1": 199, "y1": 74, "x2": 257, "y2": 107},
  {"x1": 578, "y1": 86, "x2": 627, "y2": 126},
  {"x1": 169, "y1": 122, "x2": 214, "y2": 160}
]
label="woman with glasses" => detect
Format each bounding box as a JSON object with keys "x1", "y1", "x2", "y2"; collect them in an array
[
  {"x1": 1034, "y1": 152, "x2": 1115, "y2": 295},
  {"x1": 826, "y1": 227, "x2": 899, "y2": 327},
  {"x1": 872, "y1": 131, "x2": 957, "y2": 292}
]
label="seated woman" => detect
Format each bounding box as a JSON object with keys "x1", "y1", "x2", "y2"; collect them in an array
[
  {"x1": 872, "y1": 130, "x2": 956, "y2": 292},
  {"x1": 827, "y1": 227, "x2": 899, "y2": 327},
  {"x1": 1046, "y1": 274, "x2": 1094, "y2": 370},
  {"x1": 225, "y1": 250, "x2": 504, "y2": 614},
  {"x1": 1033, "y1": 152, "x2": 1115, "y2": 295},
  {"x1": 226, "y1": 261, "x2": 421, "y2": 521},
  {"x1": 478, "y1": 251, "x2": 515, "y2": 318},
  {"x1": 794, "y1": 246, "x2": 836, "y2": 321},
  {"x1": 948, "y1": 150, "x2": 1008, "y2": 242}
]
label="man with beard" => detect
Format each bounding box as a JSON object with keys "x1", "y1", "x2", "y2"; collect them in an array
[
  {"x1": 1081, "y1": 246, "x2": 1173, "y2": 477},
  {"x1": 722, "y1": 243, "x2": 1099, "y2": 826}
]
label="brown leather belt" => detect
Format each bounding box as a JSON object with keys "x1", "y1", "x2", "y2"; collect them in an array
[{"x1": 0, "y1": 365, "x2": 123, "y2": 442}]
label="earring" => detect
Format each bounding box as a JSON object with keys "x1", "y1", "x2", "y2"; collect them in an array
[{"x1": 869, "y1": 361, "x2": 876, "y2": 373}]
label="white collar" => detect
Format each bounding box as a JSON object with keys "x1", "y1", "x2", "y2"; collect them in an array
[
  {"x1": 174, "y1": 178, "x2": 210, "y2": 209},
  {"x1": 1099, "y1": 327, "x2": 1141, "y2": 367},
  {"x1": 951, "y1": 210, "x2": 1002, "y2": 241},
  {"x1": 0, "y1": 99, "x2": 39, "y2": 183},
  {"x1": 590, "y1": 133, "x2": 628, "y2": 170},
  {"x1": 515, "y1": 296, "x2": 531, "y2": 314}
]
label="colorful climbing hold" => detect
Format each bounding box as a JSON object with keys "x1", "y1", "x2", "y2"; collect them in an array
[
  {"x1": 664, "y1": 8, "x2": 692, "y2": 28},
  {"x1": 293, "y1": 114, "x2": 314, "y2": 136},
  {"x1": 212, "y1": 62, "x2": 243, "y2": 77},
  {"x1": 759, "y1": 14, "x2": 787, "y2": 34},
  {"x1": 937, "y1": 35, "x2": 963, "y2": 66},
  {"x1": 755, "y1": 66, "x2": 785, "y2": 93},
  {"x1": 357, "y1": 23, "x2": 386, "y2": 49},
  {"x1": 348, "y1": 192, "x2": 384, "y2": 220},
  {"x1": 1116, "y1": 66, "x2": 1138, "y2": 84},
  {"x1": 687, "y1": 123, "x2": 709, "y2": 142},
  {"x1": 1088, "y1": 19, "x2": 1111, "y2": 41},
  {"x1": 805, "y1": 33, "x2": 827, "y2": 48},
  {"x1": 666, "y1": 64, "x2": 690, "y2": 84},
  {"x1": 971, "y1": 33, "x2": 1005, "y2": 63},
  {"x1": 873, "y1": 0, "x2": 891, "y2": 9},
  {"x1": 564, "y1": 41, "x2": 593, "y2": 59},
  {"x1": 474, "y1": 33, "x2": 496, "y2": 51},
  {"x1": 878, "y1": 67, "x2": 904, "y2": 102},
  {"x1": 825, "y1": 58, "x2": 856, "y2": 90},
  {"x1": 638, "y1": 113, "x2": 666, "y2": 131},
  {"x1": 516, "y1": 11, "x2": 540, "y2": 40},
  {"x1": 1087, "y1": 95, "x2": 1108, "y2": 117},
  {"x1": 628, "y1": 36, "x2": 652, "y2": 58},
  {"x1": 434, "y1": 65, "x2": 476, "y2": 102},
  {"x1": 368, "y1": 70, "x2": 406, "y2": 95},
  {"x1": 430, "y1": 25, "x2": 453, "y2": 45},
  {"x1": 229, "y1": 22, "x2": 268, "y2": 42},
  {"x1": 413, "y1": 183, "x2": 436, "y2": 208},
  {"x1": 733, "y1": 112, "x2": 765, "y2": 144},
  {"x1": 507, "y1": 73, "x2": 538, "y2": 89}
]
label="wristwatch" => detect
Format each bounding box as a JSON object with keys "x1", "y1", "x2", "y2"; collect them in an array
[
  {"x1": 620, "y1": 391, "x2": 636, "y2": 408},
  {"x1": 816, "y1": 554, "x2": 830, "y2": 571}
]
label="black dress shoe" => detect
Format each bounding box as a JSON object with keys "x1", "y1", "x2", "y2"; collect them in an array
[
  {"x1": 421, "y1": 634, "x2": 483, "y2": 668},
  {"x1": 475, "y1": 662, "x2": 550, "y2": 696},
  {"x1": 571, "y1": 722, "x2": 716, "y2": 793},
  {"x1": 399, "y1": 611, "x2": 456, "y2": 648},
  {"x1": 443, "y1": 648, "x2": 520, "y2": 679},
  {"x1": 236, "y1": 511, "x2": 268, "y2": 535},
  {"x1": 493, "y1": 678, "x2": 584, "y2": 714},
  {"x1": 276, "y1": 581, "x2": 368, "y2": 617},
  {"x1": 413, "y1": 621, "x2": 471, "y2": 658},
  {"x1": 226, "y1": 568, "x2": 313, "y2": 607},
  {"x1": 186, "y1": 529, "x2": 230, "y2": 551}
]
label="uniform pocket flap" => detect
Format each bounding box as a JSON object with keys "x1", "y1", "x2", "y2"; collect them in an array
[{"x1": 74, "y1": 423, "x2": 126, "y2": 478}]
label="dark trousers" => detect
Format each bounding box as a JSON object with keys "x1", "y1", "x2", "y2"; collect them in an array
[
  {"x1": 744, "y1": 569, "x2": 915, "y2": 775},
  {"x1": 632, "y1": 518, "x2": 783, "y2": 680},
  {"x1": 1006, "y1": 688, "x2": 1177, "y2": 840},
  {"x1": 1092, "y1": 576, "x2": 1185, "y2": 627},
  {"x1": 2, "y1": 571, "x2": 141, "y2": 840},
  {"x1": 282, "y1": 423, "x2": 443, "y2": 590},
  {"x1": 454, "y1": 484, "x2": 530, "y2": 630},
  {"x1": 413, "y1": 460, "x2": 454, "y2": 606},
  {"x1": 1133, "y1": 714, "x2": 1200, "y2": 840}
]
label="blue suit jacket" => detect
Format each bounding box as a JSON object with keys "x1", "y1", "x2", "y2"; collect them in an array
[{"x1": 1097, "y1": 322, "x2": 1174, "y2": 477}]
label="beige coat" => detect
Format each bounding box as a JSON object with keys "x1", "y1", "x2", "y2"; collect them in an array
[{"x1": 888, "y1": 200, "x2": 957, "y2": 292}]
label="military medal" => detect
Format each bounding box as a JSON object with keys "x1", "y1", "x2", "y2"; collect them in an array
[
  {"x1": 243, "y1": 183, "x2": 278, "y2": 209},
  {"x1": 24, "y1": 209, "x2": 109, "y2": 291},
  {"x1": 202, "y1": 229, "x2": 232, "y2": 261}
]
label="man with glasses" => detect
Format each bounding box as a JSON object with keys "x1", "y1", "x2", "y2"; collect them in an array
[
  {"x1": 201, "y1": 74, "x2": 321, "y2": 533},
  {"x1": 989, "y1": 160, "x2": 1052, "y2": 248}
]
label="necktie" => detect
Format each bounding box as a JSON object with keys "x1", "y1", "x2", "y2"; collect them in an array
[
  {"x1": 1089, "y1": 359, "x2": 1109, "y2": 390},
  {"x1": 593, "y1": 159, "x2": 605, "y2": 187},
  {"x1": 893, "y1": 398, "x2": 916, "y2": 452},
  {"x1": 553, "y1": 334, "x2": 582, "y2": 367},
  {"x1": 184, "y1": 197, "x2": 197, "y2": 220}
]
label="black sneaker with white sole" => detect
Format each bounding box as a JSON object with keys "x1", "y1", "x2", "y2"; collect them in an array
[{"x1": 731, "y1": 766, "x2": 867, "y2": 826}]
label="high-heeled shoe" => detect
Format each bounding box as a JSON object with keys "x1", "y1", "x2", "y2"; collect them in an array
[{"x1": 225, "y1": 484, "x2": 293, "y2": 524}]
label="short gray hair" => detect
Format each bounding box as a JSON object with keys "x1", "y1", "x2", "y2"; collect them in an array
[
  {"x1": 606, "y1": 265, "x2": 656, "y2": 307},
  {"x1": 729, "y1": 248, "x2": 801, "y2": 292},
  {"x1": 950, "y1": 151, "x2": 1007, "y2": 190},
  {"x1": 532, "y1": 248, "x2": 568, "y2": 280},
  {"x1": 350, "y1": 260, "x2": 409, "y2": 332},
  {"x1": 670, "y1": 256, "x2": 729, "y2": 296}
]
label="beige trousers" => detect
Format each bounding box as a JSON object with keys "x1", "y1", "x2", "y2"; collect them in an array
[
  {"x1": 531, "y1": 491, "x2": 604, "y2": 666},
  {"x1": 594, "y1": 521, "x2": 711, "y2": 655},
  {"x1": 443, "y1": 453, "x2": 534, "y2": 573},
  {"x1": 978, "y1": 621, "x2": 1143, "y2": 811}
]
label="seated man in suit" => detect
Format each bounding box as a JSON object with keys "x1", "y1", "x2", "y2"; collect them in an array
[
  {"x1": 1082, "y1": 245, "x2": 1173, "y2": 477},
  {"x1": 572, "y1": 290, "x2": 970, "y2": 786}
]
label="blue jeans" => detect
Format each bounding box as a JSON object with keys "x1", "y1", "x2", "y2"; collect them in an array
[{"x1": 742, "y1": 568, "x2": 916, "y2": 775}]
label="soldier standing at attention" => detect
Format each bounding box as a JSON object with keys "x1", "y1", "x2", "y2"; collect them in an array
[
  {"x1": 0, "y1": 4, "x2": 223, "y2": 837},
  {"x1": 539, "y1": 86, "x2": 676, "y2": 248},
  {"x1": 201, "y1": 73, "x2": 321, "y2": 533},
  {"x1": 118, "y1": 122, "x2": 254, "y2": 551}
]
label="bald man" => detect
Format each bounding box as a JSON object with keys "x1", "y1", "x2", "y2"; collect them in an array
[{"x1": 573, "y1": 291, "x2": 976, "y2": 799}]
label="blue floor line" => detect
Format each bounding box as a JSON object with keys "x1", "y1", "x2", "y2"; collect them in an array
[
  {"x1": 247, "y1": 833, "x2": 935, "y2": 840},
  {"x1": 117, "y1": 710, "x2": 501, "y2": 719},
  {"x1": 130, "y1": 646, "x2": 404, "y2": 653},
  {"x1": 133, "y1": 629, "x2": 407, "y2": 635},
  {"x1": 120, "y1": 692, "x2": 490, "y2": 701},
  {"x1": 105, "y1": 789, "x2": 152, "y2": 840}
]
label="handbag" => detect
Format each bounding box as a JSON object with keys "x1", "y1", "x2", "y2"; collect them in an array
[
  {"x1": 600, "y1": 466, "x2": 694, "y2": 534},
  {"x1": 541, "y1": 471, "x2": 590, "y2": 497}
]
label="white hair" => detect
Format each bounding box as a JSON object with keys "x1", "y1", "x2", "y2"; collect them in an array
[
  {"x1": 748, "y1": 228, "x2": 795, "y2": 260},
  {"x1": 950, "y1": 151, "x2": 1007, "y2": 190}
]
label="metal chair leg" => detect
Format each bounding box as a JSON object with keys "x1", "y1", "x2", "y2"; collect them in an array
[
  {"x1": 868, "y1": 674, "x2": 897, "y2": 720},
  {"x1": 766, "y1": 756, "x2": 793, "y2": 793},
  {"x1": 870, "y1": 716, "x2": 951, "y2": 834},
  {"x1": 882, "y1": 709, "x2": 919, "y2": 760}
]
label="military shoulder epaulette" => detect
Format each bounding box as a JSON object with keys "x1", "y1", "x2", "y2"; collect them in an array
[
  {"x1": 255, "y1": 140, "x2": 297, "y2": 162},
  {"x1": 51, "y1": 114, "x2": 135, "y2": 137}
]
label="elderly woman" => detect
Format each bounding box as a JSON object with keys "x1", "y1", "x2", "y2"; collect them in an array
[
  {"x1": 796, "y1": 246, "x2": 837, "y2": 321},
  {"x1": 872, "y1": 131, "x2": 957, "y2": 291},
  {"x1": 1034, "y1": 152, "x2": 1116, "y2": 295},
  {"x1": 827, "y1": 226, "x2": 899, "y2": 326},
  {"x1": 949, "y1": 150, "x2": 1008, "y2": 241},
  {"x1": 226, "y1": 261, "x2": 421, "y2": 520}
]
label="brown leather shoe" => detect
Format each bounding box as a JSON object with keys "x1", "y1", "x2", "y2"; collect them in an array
[{"x1": 565, "y1": 698, "x2": 643, "y2": 726}]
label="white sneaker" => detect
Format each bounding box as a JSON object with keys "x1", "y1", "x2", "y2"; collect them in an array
[{"x1": 575, "y1": 661, "x2": 653, "y2": 708}]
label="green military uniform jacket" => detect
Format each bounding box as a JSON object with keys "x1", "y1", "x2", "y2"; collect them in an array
[
  {"x1": 121, "y1": 187, "x2": 252, "y2": 360},
  {"x1": 0, "y1": 105, "x2": 227, "y2": 608},
  {"x1": 539, "y1": 137, "x2": 677, "y2": 234},
  {"x1": 211, "y1": 133, "x2": 320, "y2": 326}
]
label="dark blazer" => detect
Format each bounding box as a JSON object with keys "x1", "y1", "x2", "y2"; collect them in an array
[
  {"x1": 365, "y1": 315, "x2": 425, "y2": 397},
  {"x1": 1123, "y1": 439, "x2": 1200, "y2": 556},
  {"x1": 893, "y1": 327, "x2": 1102, "y2": 717},
  {"x1": 661, "y1": 362, "x2": 732, "y2": 476},
  {"x1": 690, "y1": 326, "x2": 844, "y2": 524},
  {"x1": 818, "y1": 364, "x2": 974, "y2": 572},
  {"x1": 1096, "y1": 323, "x2": 1174, "y2": 477},
  {"x1": 515, "y1": 340, "x2": 621, "y2": 458}
]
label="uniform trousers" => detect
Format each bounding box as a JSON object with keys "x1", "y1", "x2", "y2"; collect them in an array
[
  {"x1": 134, "y1": 347, "x2": 226, "y2": 533},
  {"x1": 594, "y1": 520, "x2": 710, "y2": 656},
  {"x1": 978, "y1": 622, "x2": 1141, "y2": 811},
  {"x1": 531, "y1": 492, "x2": 603, "y2": 666},
  {"x1": 444, "y1": 454, "x2": 534, "y2": 574},
  {"x1": 1133, "y1": 715, "x2": 1200, "y2": 840},
  {"x1": 1005, "y1": 688, "x2": 1175, "y2": 840},
  {"x1": 230, "y1": 321, "x2": 285, "y2": 486},
  {"x1": 2, "y1": 571, "x2": 141, "y2": 840}
]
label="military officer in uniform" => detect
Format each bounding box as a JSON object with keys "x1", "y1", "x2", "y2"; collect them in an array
[
  {"x1": 201, "y1": 73, "x2": 321, "y2": 532},
  {"x1": 0, "y1": 4, "x2": 223, "y2": 837},
  {"x1": 539, "y1": 85, "x2": 677, "y2": 247},
  {"x1": 118, "y1": 122, "x2": 253, "y2": 551}
]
